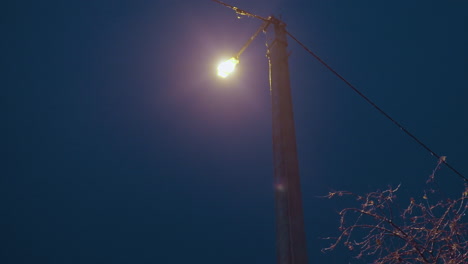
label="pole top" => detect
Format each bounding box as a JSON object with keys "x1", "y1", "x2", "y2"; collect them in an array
[{"x1": 268, "y1": 16, "x2": 287, "y2": 27}]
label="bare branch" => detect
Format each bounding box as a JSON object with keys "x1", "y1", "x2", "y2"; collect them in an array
[{"x1": 322, "y1": 161, "x2": 468, "y2": 263}]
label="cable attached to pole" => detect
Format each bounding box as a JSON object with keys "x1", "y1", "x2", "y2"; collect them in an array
[
  {"x1": 285, "y1": 30, "x2": 467, "y2": 182},
  {"x1": 211, "y1": 0, "x2": 269, "y2": 21}
]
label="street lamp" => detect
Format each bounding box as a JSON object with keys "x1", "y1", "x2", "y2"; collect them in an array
[
  {"x1": 216, "y1": 15, "x2": 308, "y2": 264},
  {"x1": 217, "y1": 57, "x2": 239, "y2": 78},
  {"x1": 216, "y1": 19, "x2": 269, "y2": 78}
]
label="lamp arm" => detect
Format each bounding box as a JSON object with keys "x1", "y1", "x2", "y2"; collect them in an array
[{"x1": 235, "y1": 18, "x2": 272, "y2": 59}]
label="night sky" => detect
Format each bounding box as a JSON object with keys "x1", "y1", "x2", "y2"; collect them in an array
[{"x1": 5, "y1": 1, "x2": 468, "y2": 263}]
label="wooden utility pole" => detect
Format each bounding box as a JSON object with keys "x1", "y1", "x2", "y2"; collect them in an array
[{"x1": 268, "y1": 17, "x2": 308, "y2": 264}]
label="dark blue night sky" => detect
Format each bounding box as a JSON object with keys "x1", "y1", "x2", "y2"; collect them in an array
[{"x1": 4, "y1": 1, "x2": 468, "y2": 263}]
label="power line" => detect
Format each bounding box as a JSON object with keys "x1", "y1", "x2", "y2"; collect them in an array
[
  {"x1": 285, "y1": 30, "x2": 467, "y2": 182},
  {"x1": 211, "y1": 0, "x2": 269, "y2": 21}
]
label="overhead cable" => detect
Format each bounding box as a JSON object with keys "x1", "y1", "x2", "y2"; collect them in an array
[
  {"x1": 285, "y1": 30, "x2": 467, "y2": 182},
  {"x1": 211, "y1": 0, "x2": 269, "y2": 21}
]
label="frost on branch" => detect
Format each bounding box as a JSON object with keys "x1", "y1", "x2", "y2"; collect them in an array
[{"x1": 322, "y1": 162, "x2": 468, "y2": 263}]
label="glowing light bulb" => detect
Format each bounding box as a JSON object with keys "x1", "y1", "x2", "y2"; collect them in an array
[{"x1": 217, "y1": 57, "x2": 239, "y2": 78}]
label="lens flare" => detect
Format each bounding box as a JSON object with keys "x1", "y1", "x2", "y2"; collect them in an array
[{"x1": 217, "y1": 57, "x2": 239, "y2": 78}]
